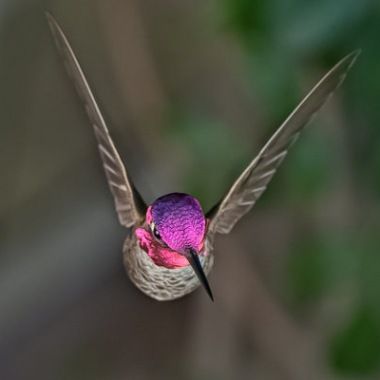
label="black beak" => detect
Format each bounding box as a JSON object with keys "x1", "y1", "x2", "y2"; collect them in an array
[{"x1": 186, "y1": 249, "x2": 214, "y2": 301}]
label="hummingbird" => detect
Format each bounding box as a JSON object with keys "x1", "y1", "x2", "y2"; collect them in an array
[{"x1": 46, "y1": 13, "x2": 359, "y2": 302}]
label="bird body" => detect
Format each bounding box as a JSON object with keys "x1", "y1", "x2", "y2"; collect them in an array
[
  {"x1": 46, "y1": 13, "x2": 359, "y2": 301},
  {"x1": 124, "y1": 193, "x2": 214, "y2": 300},
  {"x1": 123, "y1": 226, "x2": 214, "y2": 301}
]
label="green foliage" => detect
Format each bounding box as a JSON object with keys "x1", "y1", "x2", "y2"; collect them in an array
[
  {"x1": 220, "y1": 0, "x2": 373, "y2": 53},
  {"x1": 220, "y1": 0, "x2": 268, "y2": 46},
  {"x1": 356, "y1": 230, "x2": 380, "y2": 314},
  {"x1": 282, "y1": 127, "x2": 332, "y2": 200},
  {"x1": 287, "y1": 235, "x2": 331, "y2": 307},
  {"x1": 287, "y1": 228, "x2": 380, "y2": 372},
  {"x1": 329, "y1": 305, "x2": 380, "y2": 374}
]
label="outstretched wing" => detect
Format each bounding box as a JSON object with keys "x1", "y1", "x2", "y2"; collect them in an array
[
  {"x1": 46, "y1": 12, "x2": 146, "y2": 228},
  {"x1": 207, "y1": 50, "x2": 359, "y2": 235}
]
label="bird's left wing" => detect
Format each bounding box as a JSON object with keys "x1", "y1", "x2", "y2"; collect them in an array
[
  {"x1": 46, "y1": 12, "x2": 146, "y2": 228},
  {"x1": 207, "y1": 50, "x2": 359, "y2": 235}
]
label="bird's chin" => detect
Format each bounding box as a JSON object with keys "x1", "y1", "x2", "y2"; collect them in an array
[{"x1": 135, "y1": 227, "x2": 189, "y2": 268}]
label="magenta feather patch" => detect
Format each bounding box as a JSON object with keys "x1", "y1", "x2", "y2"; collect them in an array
[{"x1": 151, "y1": 193, "x2": 206, "y2": 252}]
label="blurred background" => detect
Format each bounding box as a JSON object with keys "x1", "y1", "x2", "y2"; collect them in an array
[{"x1": 1, "y1": 0, "x2": 379, "y2": 379}]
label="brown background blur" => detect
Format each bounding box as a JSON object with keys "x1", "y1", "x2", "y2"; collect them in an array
[{"x1": 1, "y1": 0, "x2": 380, "y2": 379}]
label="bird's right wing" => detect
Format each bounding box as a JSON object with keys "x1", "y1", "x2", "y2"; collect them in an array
[
  {"x1": 206, "y1": 50, "x2": 359, "y2": 236},
  {"x1": 46, "y1": 12, "x2": 146, "y2": 227}
]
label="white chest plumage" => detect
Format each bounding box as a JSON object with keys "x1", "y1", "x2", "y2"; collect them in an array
[{"x1": 123, "y1": 234, "x2": 214, "y2": 301}]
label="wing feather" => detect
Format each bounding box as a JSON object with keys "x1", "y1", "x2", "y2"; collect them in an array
[
  {"x1": 46, "y1": 12, "x2": 146, "y2": 227},
  {"x1": 207, "y1": 51, "x2": 360, "y2": 235}
]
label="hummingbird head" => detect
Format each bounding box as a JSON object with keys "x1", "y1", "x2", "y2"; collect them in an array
[
  {"x1": 143, "y1": 193, "x2": 213, "y2": 300},
  {"x1": 149, "y1": 193, "x2": 206, "y2": 252}
]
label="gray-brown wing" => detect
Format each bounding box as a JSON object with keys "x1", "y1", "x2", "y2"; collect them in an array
[
  {"x1": 207, "y1": 50, "x2": 359, "y2": 235},
  {"x1": 46, "y1": 12, "x2": 146, "y2": 228}
]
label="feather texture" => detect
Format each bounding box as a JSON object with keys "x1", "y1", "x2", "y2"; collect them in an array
[
  {"x1": 123, "y1": 232, "x2": 214, "y2": 301},
  {"x1": 46, "y1": 12, "x2": 146, "y2": 227},
  {"x1": 207, "y1": 50, "x2": 360, "y2": 235}
]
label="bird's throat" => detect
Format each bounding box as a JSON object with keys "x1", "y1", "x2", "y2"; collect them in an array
[{"x1": 135, "y1": 227, "x2": 189, "y2": 268}]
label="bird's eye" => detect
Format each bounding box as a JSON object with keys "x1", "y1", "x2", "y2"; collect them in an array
[
  {"x1": 150, "y1": 223, "x2": 161, "y2": 240},
  {"x1": 153, "y1": 227, "x2": 161, "y2": 240}
]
